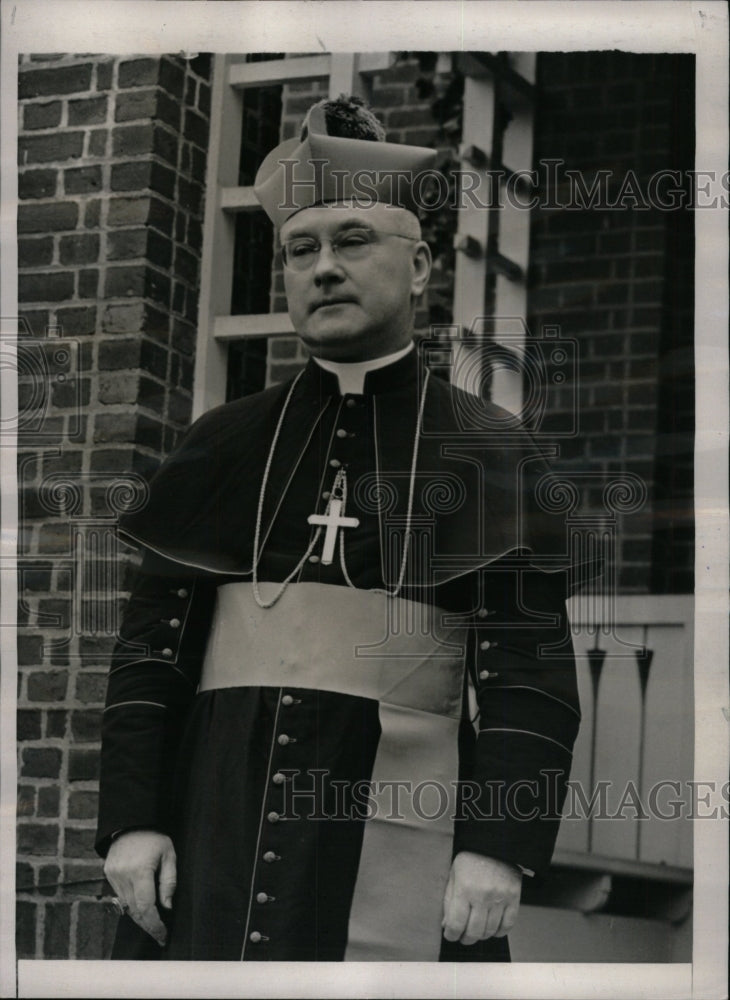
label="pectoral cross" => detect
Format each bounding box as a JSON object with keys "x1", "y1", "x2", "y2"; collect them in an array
[{"x1": 308, "y1": 496, "x2": 360, "y2": 565}]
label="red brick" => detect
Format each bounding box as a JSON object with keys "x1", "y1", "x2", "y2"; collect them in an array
[
  {"x1": 16, "y1": 900, "x2": 38, "y2": 958},
  {"x1": 98, "y1": 374, "x2": 139, "y2": 405},
  {"x1": 51, "y1": 375, "x2": 90, "y2": 408},
  {"x1": 18, "y1": 168, "x2": 58, "y2": 200},
  {"x1": 17, "y1": 862, "x2": 35, "y2": 891},
  {"x1": 38, "y1": 523, "x2": 71, "y2": 554},
  {"x1": 159, "y1": 58, "x2": 185, "y2": 99},
  {"x1": 68, "y1": 790, "x2": 98, "y2": 819},
  {"x1": 97, "y1": 340, "x2": 140, "y2": 375},
  {"x1": 76, "y1": 901, "x2": 118, "y2": 959},
  {"x1": 18, "y1": 634, "x2": 44, "y2": 666},
  {"x1": 19, "y1": 271, "x2": 75, "y2": 303},
  {"x1": 198, "y1": 82, "x2": 211, "y2": 117},
  {"x1": 68, "y1": 96, "x2": 108, "y2": 126},
  {"x1": 27, "y1": 669, "x2": 68, "y2": 702},
  {"x1": 118, "y1": 58, "x2": 159, "y2": 89},
  {"x1": 64, "y1": 826, "x2": 98, "y2": 860},
  {"x1": 19, "y1": 64, "x2": 93, "y2": 99},
  {"x1": 75, "y1": 672, "x2": 107, "y2": 704},
  {"x1": 79, "y1": 269, "x2": 99, "y2": 298},
  {"x1": 38, "y1": 863, "x2": 61, "y2": 897},
  {"x1": 64, "y1": 165, "x2": 102, "y2": 194},
  {"x1": 19, "y1": 132, "x2": 84, "y2": 164},
  {"x1": 21, "y1": 747, "x2": 62, "y2": 779},
  {"x1": 93, "y1": 411, "x2": 137, "y2": 443},
  {"x1": 140, "y1": 338, "x2": 168, "y2": 379},
  {"x1": 88, "y1": 129, "x2": 108, "y2": 157},
  {"x1": 18, "y1": 237, "x2": 54, "y2": 267},
  {"x1": 112, "y1": 123, "x2": 164, "y2": 158},
  {"x1": 100, "y1": 301, "x2": 145, "y2": 334},
  {"x1": 177, "y1": 177, "x2": 202, "y2": 214},
  {"x1": 17, "y1": 709, "x2": 42, "y2": 741},
  {"x1": 37, "y1": 786, "x2": 60, "y2": 818},
  {"x1": 17, "y1": 785, "x2": 36, "y2": 817},
  {"x1": 55, "y1": 306, "x2": 97, "y2": 336},
  {"x1": 39, "y1": 440, "x2": 82, "y2": 475},
  {"x1": 44, "y1": 902, "x2": 71, "y2": 958},
  {"x1": 114, "y1": 89, "x2": 157, "y2": 122},
  {"x1": 107, "y1": 195, "x2": 174, "y2": 233},
  {"x1": 17, "y1": 821, "x2": 59, "y2": 856},
  {"x1": 18, "y1": 201, "x2": 78, "y2": 234},
  {"x1": 37, "y1": 598, "x2": 71, "y2": 629},
  {"x1": 110, "y1": 159, "x2": 176, "y2": 199},
  {"x1": 23, "y1": 101, "x2": 63, "y2": 130},
  {"x1": 84, "y1": 198, "x2": 102, "y2": 226},
  {"x1": 59, "y1": 234, "x2": 99, "y2": 266},
  {"x1": 183, "y1": 108, "x2": 208, "y2": 148},
  {"x1": 95, "y1": 60, "x2": 114, "y2": 91}
]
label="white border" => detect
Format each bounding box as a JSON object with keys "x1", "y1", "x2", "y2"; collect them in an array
[{"x1": 1, "y1": 2, "x2": 728, "y2": 998}]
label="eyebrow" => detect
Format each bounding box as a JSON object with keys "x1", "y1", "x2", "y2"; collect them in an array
[{"x1": 281, "y1": 218, "x2": 378, "y2": 241}]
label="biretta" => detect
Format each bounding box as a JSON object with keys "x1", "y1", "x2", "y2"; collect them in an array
[{"x1": 253, "y1": 94, "x2": 437, "y2": 228}]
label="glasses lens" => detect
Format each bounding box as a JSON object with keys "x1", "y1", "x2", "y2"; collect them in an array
[
  {"x1": 333, "y1": 229, "x2": 376, "y2": 260},
  {"x1": 282, "y1": 238, "x2": 318, "y2": 271}
]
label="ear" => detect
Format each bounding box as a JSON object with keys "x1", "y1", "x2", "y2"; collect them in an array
[{"x1": 410, "y1": 240, "x2": 432, "y2": 298}]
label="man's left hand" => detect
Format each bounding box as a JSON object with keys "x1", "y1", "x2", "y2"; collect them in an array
[{"x1": 442, "y1": 851, "x2": 522, "y2": 945}]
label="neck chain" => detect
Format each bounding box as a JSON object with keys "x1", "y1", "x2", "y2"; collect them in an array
[{"x1": 252, "y1": 368, "x2": 430, "y2": 609}]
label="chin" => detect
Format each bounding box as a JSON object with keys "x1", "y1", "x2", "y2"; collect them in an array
[{"x1": 301, "y1": 329, "x2": 369, "y2": 360}]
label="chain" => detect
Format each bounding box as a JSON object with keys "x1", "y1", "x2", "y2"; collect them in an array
[{"x1": 252, "y1": 368, "x2": 430, "y2": 608}]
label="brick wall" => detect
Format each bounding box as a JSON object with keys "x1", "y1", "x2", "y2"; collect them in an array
[
  {"x1": 16, "y1": 52, "x2": 212, "y2": 959},
  {"x1": 527, "y1": 52, "x2": 694, "y2": 593}
]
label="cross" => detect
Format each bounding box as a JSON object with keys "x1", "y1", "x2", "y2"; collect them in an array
[{"x1": 307, "y1": 498, "x2": 360, "y2": 565}]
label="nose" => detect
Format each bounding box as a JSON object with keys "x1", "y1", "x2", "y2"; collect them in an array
[{"x1": 312, "y1": 240, "x2": 345, "y2": 285}]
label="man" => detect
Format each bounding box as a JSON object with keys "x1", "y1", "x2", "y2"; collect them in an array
[{"x1": 97, "y1": 95, "x2": 582, "y2": 962}]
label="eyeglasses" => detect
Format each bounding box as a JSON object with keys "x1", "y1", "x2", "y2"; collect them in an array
[{"x1": 280, "y1": 227, "x2": 417, "y2": 272}]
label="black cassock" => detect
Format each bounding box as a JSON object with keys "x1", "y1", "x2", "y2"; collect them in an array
[{"x1": 97, "y1": 349, "x2": 583, "y2": 962}]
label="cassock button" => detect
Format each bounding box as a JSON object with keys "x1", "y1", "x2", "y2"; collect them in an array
[
  {"x1": 262, "y1": 851, "x2": 279, "y2": 863},
  {"x1": 161, "y1": 648, "x2": 173, "y2": 658},
  {"x1": 477, "y1": 608, "x2": 491, "y2": 619},
  {"x1": 480, "y1": 640, "x2": 492, "y2": 651},
  {"x1": 249, "y1": 931, "x2": 263, "y2": 943},
  {"x1": 277, "y1": 734, "x2": 291, "y2": 746},
  {"x1": 281, "y1": 695, "x2": 294, "y2": 706},
  {"x1": 169, "y1": 618, "x2": 181, "y2": 629},
  {"x1": 322, "y1": 491, "x2": 331, "y2": 500},
  {"x1": 256, "y1": 892, "x2": 270, "y2": 904},
  {"x1": 336, "y1": 428, "x2": 347, "y2": 438},
  {"x1": 479, "y1": 670, "x2": 498, "y2": 680},
  {"x1": 308, "y1": 555, "x2": 320, "y2": 564},
  {"x1": 346, "y1": 398, "x2": 357, "y2": 408},
  {"x1": 329, "y1": 458, "x2": 341, "y2": 468},
  {"x1": 267, "y1": 811, "x2": 280, "y2": 823},
  {"x1": 272, "y1": 772, "x2": 285, "y2": 785},
  {"x1": 176, "y1": 588, "x2": 189, "y2": 599}
]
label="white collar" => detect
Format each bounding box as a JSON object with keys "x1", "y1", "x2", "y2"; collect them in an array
[{"x1": 312, "y1": 342, "x2": 414, "y2": 395}]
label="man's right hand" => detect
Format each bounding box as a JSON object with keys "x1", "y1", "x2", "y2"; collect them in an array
[{"x1": 103, "y1": 830, "x2": 177, "y2": 947}]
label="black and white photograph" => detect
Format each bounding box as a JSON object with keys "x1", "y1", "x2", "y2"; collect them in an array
[{"x1": 1, "y1": 2, "x2": 727, "y2": 997}]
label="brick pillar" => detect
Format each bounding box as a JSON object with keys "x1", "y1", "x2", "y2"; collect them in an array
[
  {"x1": 16, "y1": 52, "x2": 211, "y2": 959},
  {"x1": 527, "y1": 52, "x2": 693, "y2": 594}
]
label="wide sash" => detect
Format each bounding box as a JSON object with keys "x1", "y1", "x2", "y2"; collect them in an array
[{"x1": 200, "y1": 582, "x2": 467, "y2": 960}]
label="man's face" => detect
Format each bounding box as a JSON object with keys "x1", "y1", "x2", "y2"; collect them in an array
[{"x1": 280, "y1": 202, "x2": 431, "y2": 362}]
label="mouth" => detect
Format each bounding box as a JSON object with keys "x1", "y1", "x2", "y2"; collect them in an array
[{"x1": 310, "y1": 298, "x2": 357, "y2": 313}]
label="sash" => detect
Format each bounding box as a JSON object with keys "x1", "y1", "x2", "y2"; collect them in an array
[{"x1": 200, "y1": 582, "x2": 467, "y2": 960}]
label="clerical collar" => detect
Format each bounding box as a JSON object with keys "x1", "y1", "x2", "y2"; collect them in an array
[{"x1": 312, "y1": 342, "x2": 414, "y2": 395}]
